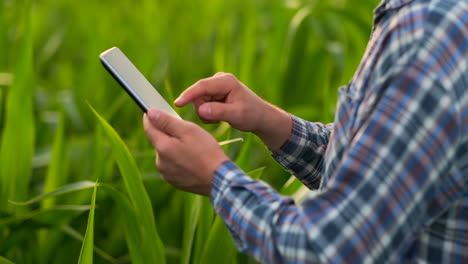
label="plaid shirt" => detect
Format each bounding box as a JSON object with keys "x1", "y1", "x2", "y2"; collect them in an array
[{"x1": 211, "y1": 0, "x2": 468, "y2": 263}]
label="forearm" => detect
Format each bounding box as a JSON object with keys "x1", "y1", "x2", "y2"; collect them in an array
[{"x1": 253, "y1": 102, "x2": 293, "y2": 151}]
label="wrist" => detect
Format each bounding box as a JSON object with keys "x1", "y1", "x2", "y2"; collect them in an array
[
  {"x1": 204, "y1": 154, "x2": 230, "y2": 196},
  {"x1": 253, "y1": 103, "x2": 292, "y2": 151}
]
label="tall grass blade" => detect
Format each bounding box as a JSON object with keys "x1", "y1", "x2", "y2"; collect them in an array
[
  {"x1": 277, "y1": 6, "x2": 311, "y2": 106},
  {"x1": 42, "y1": 112, "x2": 66, "y2": 209},
  {"x1": 10, "y1": 177, "x2": 153, "y2": 263},
  {"x1": 235, "y1": 134, "x2": 253, "y2": 171},
  {"x1": 8, "y1": 181, "x2": 96, "y2": 206},
  {"x1": 280, "y1": 176, "x2": 303, "y2": 196},
  {"x1": 89, "y1": 104, "x2": 165, "y2": 264},
  {"x1": 78, "y1": 183, "x2": 97, "y2": 264},
  {"x1": 0, "y1": 0, "x2": 34, "y2": 213},
  {"x1": 163, "y1": 78, "x2": 175, "y2": 107},
  {"x1": 0, "y1": 206, "x2": 91, "y2": 229},
  {"x1": 0, "y1": 86, "x2": 2, "y2": 130},
  {"x1": 180, "y1": 194, "x2": 201, "y2": 264},
  {"x1": 200, "y1": 216, "x2": 237, "y2": 263},
  {"x1": 102, "y1": 185, "x2": 146, "y2": 264},
  {"x1": 247, "y1": 167, "x2": 266, "y2": 180},
  {"x1": 192, "y1": 197, "x2": 213, "y2": 264},
  {"x1": 238, "y1": 0, "x2": 257, "y2": 86},
  {"x1": 61, "y1": 226, "x2": 116, "y2": 263},
  {"x1": 0, "y1": 0, "x2": 4, "y2": 66},
  {"x1": 0, "y1": 256, "x2": 14, "y2": 264}
]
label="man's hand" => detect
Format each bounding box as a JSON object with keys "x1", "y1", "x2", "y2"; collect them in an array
[
  {"x1": 175, "y1": 72, "x2": 293, "y2": 151},
  {"x1": 143, "y1": 109, "x2": 229, "y2": 196}
]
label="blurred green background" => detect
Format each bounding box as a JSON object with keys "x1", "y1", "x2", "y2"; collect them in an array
[{"x1": 0, "y1": 0, "x2": 378, "y2": 263}]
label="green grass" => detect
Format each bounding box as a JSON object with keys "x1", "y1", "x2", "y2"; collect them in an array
[
  {"x1": 0, "y1": 256, "x2": 14, "y2": 264},
  {"x1": 0, "y1": 0, "x2": 34, "y2": 215},
  {"x1": 0, "y1": 0, "x2": 378, "y2": 263},
  {"x1": 78, "y1": 182, "x2": 98, "y2": 264},
  {"x1": 91, "y1": 104, "x2": 165, "y2": 263}
]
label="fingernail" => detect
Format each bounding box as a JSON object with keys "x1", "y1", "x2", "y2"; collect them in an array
[
  {"x1": 149, "y1": 109, "x2": 161, "y2": 121},
  {"x1": 201, "y1": 104, "x2": 211, "y2": 117}
]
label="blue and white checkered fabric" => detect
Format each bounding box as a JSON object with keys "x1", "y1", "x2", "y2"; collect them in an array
[{"x1": 211, "y1": 0, "x2": 468, "y2": 262}]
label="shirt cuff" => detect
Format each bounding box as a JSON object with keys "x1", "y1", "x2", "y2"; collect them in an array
[
  {"x1": 210, "y1": 160, "x2": 251, "y2": 250},
  {"x1": 270, "y1": 115, "x2": 315, "y2": 176},
  {"x1": 270, "y1": 115, "x2": 329, "y2": 189},
  {"x1": 271, "y1": 114, "x2": 310, "y2": 158},
  {"x1": 211, "y1": 160, "x2": 244, "y2": 208}
]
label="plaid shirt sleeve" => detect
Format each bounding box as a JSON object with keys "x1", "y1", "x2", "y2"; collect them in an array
[
  {"x1": 271, "y1": 116, "x2": 333, "y2": 190},
  {"x1": 210, "y1": 1, "x2": 467, "y2": 263},
  {"x1": 211, "y1": 67, "x2": 462, "y2": 263}
]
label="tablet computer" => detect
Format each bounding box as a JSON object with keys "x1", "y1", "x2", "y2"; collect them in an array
[{"x1": 100, "y1": 47, "x2": 181, "y2": 119}]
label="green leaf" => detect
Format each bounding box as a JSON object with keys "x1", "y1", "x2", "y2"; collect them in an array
[
  {"x1": 42, "y1": 111, "x2": 66, "y2": 209},
  {"x1": 8, "y1": 181, "x2": 97, "y2": 206},
  {"x1": 62, "y1": 225, "x2": 116, "y2": 263},
  {"x1": 9, "y1": 177, "x2": 148, "y2": 263},
  {"x1": 0, "y1": 0, "x2": 34, "y2": 213},
  {"x1": 0, "y1": 206, "x2": 91, "y2": 229},
  {"x1": 192, "y1": 197, "x2": 214, "y2": 264},
  {"x1": 163, "y1": 78, "x2": 175, "y2": 107},
  {"x1": 78, "y1": 183, "x2": 97, "y2": 264},
  {"x1": 0, "y1": 85, "x2": 2, "y2": 127},
  {"x1": 37, "y1": 111, "x2": 67, "y2": 263},
  {"x1": 102, "y1": 185, "x2": 145, "y2": 264},
  {"x1": 0, "y1": 256, "x2": 14, "y2": 264},
  {"x1": 238, "y1": 0, "x2": 257, "y2": 86},
  {"x1": 89, "y1": 104, "x2": 165, "y2": 264},
  {"x1": 200, "y1": 216, "x2": 237, "y2": 263},
  {"x1": 180, "y1": 194, "x2": 202, "y2": 264},
  {"x1": 247, "y1": 167, "x2": 266, "y2": 180},
  {"x1": 280, "y1": 176, "x2": 304, "y2": 196},
  {"x1": 235, "y1": 133, "x2": 253, "y2": 171}
]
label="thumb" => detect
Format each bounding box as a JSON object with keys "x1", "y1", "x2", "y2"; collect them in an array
[
  {"x1": 143, "y1": 113, "x2": 170, "y2": 148},
  {"x1": 198, "y1": 102, "x2": 237, "y2": 123},
  {"x1": 147, "y1": 109, "x2": 185, "y2": 137}
]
